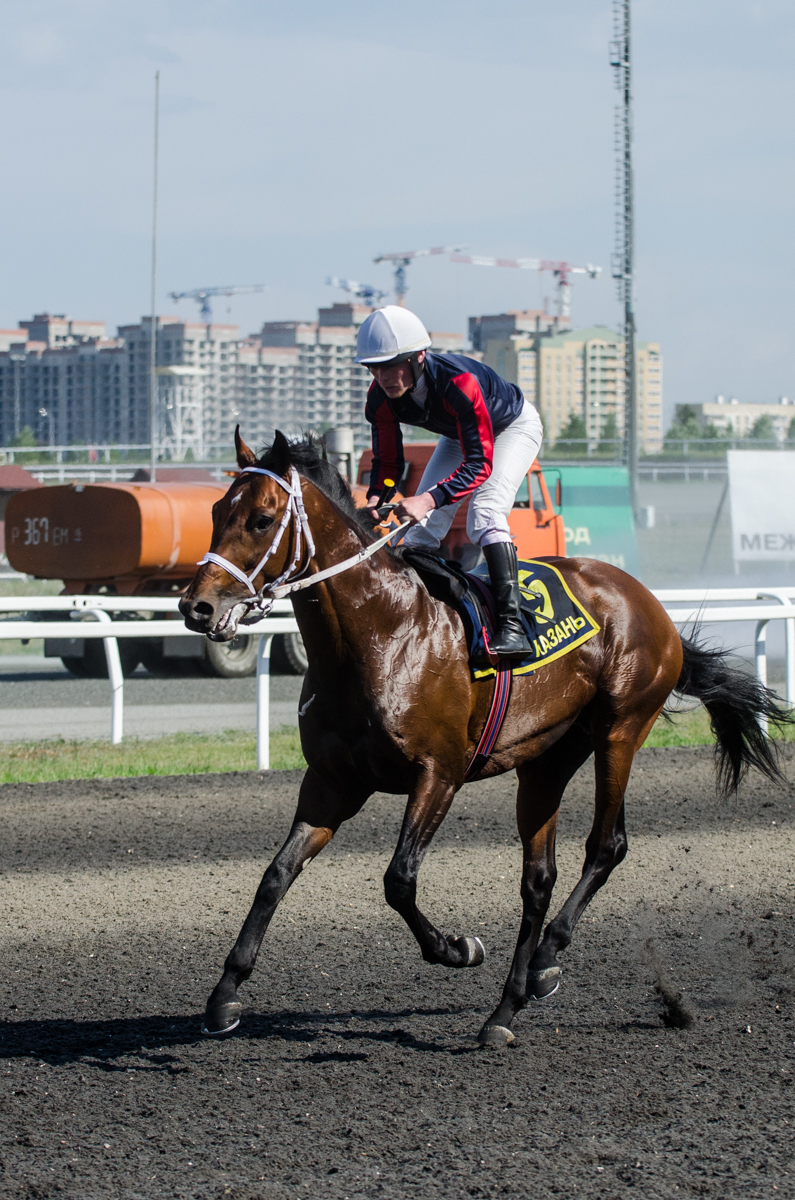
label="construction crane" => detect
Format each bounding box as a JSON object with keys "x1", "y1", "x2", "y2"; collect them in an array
[
  {"x1": 326, "y1": 277, "x2": 388, "y2": 309},
  {"x1": 167, "y1": 284, "x2": 265, "y2": 323},
  {"x1": 374, "y1": 245, "x2": 466, "y2": 306},
  {"x1": 449, "y1": 253, "x2": 601, "y2": 320}
]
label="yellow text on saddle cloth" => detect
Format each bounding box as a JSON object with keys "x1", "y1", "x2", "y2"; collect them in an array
[{"x1": 473, "y1": 559, "x2": 601, "y2": 680}]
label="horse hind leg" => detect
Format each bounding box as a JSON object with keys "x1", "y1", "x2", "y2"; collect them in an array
[
  {"x1": 478, "y1": 720, "x2": 594, "y2": 1046},
  {"x1": 526, "y1": 710, "x2": 656, "y2": 996},
  {"x1": 384, "y1": 769, "x2": 484, "y2": 969}
]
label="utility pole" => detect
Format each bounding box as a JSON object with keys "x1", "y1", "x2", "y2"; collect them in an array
[
  {"x1": 610, "y1": 0, "x2": 638, "y2": 517},
  {"x1": 149, "y1": 70, "x2": 160, "y2": 482},
  {"x1": 11, "y1": 353, "x2": 22, "y2": 440}
]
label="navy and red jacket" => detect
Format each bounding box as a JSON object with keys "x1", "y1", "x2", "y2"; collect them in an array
[{"x1": 365, "y1": 351, "x2": 524, "y2": 508}]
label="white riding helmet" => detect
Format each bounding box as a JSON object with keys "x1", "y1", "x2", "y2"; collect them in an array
[{"x1": 354, "y1": 306, "x2": 432, "y2": 364}]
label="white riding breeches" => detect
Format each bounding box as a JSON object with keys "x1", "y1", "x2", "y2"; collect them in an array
[{"x1": 403, "y1": 399, "x2": 544, "y2": 550}]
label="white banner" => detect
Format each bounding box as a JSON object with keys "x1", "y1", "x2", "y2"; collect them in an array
[{"x1": 728, "y1": 450, "x2": 795, "y2": 562}]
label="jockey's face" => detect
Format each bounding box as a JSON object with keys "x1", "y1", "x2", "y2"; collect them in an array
[{"x1": 367, "y1": 351, "x2": 425, "y2": 399}]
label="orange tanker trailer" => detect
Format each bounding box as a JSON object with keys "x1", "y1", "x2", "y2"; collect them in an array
[
  {"x1": 4, "y1": 479, "x2": 307, "y2": 677},
  {"x1": 6, "y1": 451, "x2": 566, "y2": 678}
]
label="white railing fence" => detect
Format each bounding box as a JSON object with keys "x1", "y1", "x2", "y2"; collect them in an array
[
  {"x1": 1, "y1": 586, "x2": 795, "y2": 761},
  {"x1": 0, "y1": 595, "x2": 299, "y2": 769},
  {"x1": 652, "y1": 587, "x2": 795, "y2": 736}
]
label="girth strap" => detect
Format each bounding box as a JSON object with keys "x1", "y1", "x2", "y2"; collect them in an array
[{"x1": 464, "y1": 661, "x2": 513, "y2": 782}]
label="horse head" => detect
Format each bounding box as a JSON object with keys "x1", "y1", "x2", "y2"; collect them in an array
[{"x1": 179, "y1": 427, "x2": 300, "y2": 641}]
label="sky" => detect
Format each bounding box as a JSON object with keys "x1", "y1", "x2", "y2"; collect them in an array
[{"x1": 1, "y1": 0, "x2": 793, "y2": 424}]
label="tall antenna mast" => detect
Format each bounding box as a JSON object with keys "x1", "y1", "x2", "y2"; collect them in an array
[
  {"x1": 149, "y1": 70, "x2": 160, "y2": 482},
  {"x1": 610, "y1": 0, "x2": 637, "y2": 515}
]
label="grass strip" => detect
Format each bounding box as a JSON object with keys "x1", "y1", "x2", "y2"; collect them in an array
[
  {"x1": 0, "y1": 705, "x2": 791, "y2": 785},
  {"x1": 644, "y1": 704, "x2": 795, "y2": 748},
  {"x1": 0, "y1": 727, "x2": 306, "y2": 784}
]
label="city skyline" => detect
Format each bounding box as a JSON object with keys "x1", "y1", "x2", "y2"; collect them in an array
[{"x1": 0, "y1": 2, "x2": 792, "y2": 426}]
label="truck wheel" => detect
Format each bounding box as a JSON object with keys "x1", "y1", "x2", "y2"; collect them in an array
[
  {"x1": 60, "y1": 639, "x2": 142, "y2": 679},
  {"x1": 202, "y1": 634, "x2": 258, "y2": 678},
  {"x1": 272, "y1": 631, "x2": 308, "y2": 675},
  {"x1": 138, "y1": 639, "x2": 204, "y2": 676},
  {"x1": 61, "y1": 656, "x2": 93, "y2": 678}
]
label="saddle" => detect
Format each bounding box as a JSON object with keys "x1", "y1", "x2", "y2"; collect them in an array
[{"x1": 401, "y1": 548, "x2": 600, "y2": 681}]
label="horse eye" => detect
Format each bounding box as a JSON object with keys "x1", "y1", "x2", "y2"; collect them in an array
[{"x1": 253, "y1": 512, "x2": 274, "y2": 533}]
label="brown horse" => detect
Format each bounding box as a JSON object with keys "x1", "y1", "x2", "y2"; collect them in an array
[{"x1": 180, "y1": 430, "x2": 789, "y2": 1045}]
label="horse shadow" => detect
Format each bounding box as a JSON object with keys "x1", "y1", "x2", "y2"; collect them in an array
[{"x1": 0, "y1": 1004, "x2": 478, "y2": 1068}]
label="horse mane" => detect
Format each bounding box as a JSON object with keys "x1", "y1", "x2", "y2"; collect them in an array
[{"x1": 257, "y1": 433, "x2": 380, "y2": 541}]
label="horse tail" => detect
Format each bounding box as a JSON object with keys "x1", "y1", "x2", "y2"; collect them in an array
[{"x1": 673, "y1": 633, "x2": 794, "y2": 797}]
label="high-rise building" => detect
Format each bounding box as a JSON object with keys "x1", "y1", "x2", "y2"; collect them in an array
[
  {"x1": 258, "y1": 305, "x2": 371, "y2": 446},
  {"x1": 478, "y1": 318, "x2": 663, "y2": 453},
  {"x1": 19, "y1": 314, "x2": 106, "y2": 346},
  {"x1": 0, "y1": 304, "x2": 469, "y2": 455},
  {"x1": 117, "y1": 316, "x2": 241, "y2": 449},
  {"x1": 469, "y1": 310, "x2": 567, "y2": 352},
  {"x1": 256, "y1": 303, "x2": 465, "y2": 448},
  {"x1": 0, "y1": 316, "x2": 128, "y2": 446},
  {"x1": 679, "y1": 396, "x2": 795, "y2": 440}
]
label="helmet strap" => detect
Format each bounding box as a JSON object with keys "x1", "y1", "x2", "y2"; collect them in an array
[{"x1": 409, "y1": 353, "x2": 425, "y2": 384}]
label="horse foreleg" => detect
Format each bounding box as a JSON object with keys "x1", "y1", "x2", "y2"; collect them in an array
[
  {"x1": 384, "y1": 768, "x2": 483, "y2": 969},
  {"x1": 526, "y1": 716, "x2": 650, "y2": 997},
  {"x1": 203, "y1": 768, "x2": 369, "y2": 1035},
  {"x1": 478, "y1": 722, "x2": 594, "y2": 1046}
]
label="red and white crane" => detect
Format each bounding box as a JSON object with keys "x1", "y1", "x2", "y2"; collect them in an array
[
  {"x1": 374, "y1": 245, "x2": 466, "y2": 306},
  {"x1": 449, "y1": 253, "x2": 601, "y2": 320}
]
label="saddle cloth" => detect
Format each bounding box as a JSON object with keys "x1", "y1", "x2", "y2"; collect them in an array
[{"x1": 401, "y1": 549, "x2": 600, "y2": 681}]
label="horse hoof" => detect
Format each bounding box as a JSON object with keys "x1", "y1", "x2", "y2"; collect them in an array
[
  {"x1": 477, "y1": 1023, "x2": 515, "y2": 1047},
  {"x1": 202, "y1": 1002, "x2": 242, "y2": 1036},
  {"x1": 451, "y1": 935, "x2": 486, "y2": 967},
  {"x1": 527, "y1": 965, "x2": 561, "y2": 1001}
]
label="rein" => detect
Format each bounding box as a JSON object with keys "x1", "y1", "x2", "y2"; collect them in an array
[{"x1": 199, "y1": 465, "x2": 410, "y2": 610}]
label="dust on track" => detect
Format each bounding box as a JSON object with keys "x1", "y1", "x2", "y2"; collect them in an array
[{"x1": 1, "y1": 746, "x2": 794, "y2": 1199}]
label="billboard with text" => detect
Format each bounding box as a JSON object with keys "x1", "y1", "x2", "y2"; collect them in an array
[{"x1": 728, "y1": 450, "x2": 795, "y2": 564}]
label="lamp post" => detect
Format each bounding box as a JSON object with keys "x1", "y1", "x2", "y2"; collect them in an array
[
  {"x1": 149, "y1": 70, "x2": 160, "y2": 481},
  {"x1": 10, "y1": 353, "x2": 23, "y2": 441}
]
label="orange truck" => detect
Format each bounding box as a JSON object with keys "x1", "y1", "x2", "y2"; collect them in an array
[
  {"x1": 3, "y1": 479, "x2": 294, "y2": 677},
  {"x1": 5, "y1": 448, "x2": 565, "y2": 677},
  {"x1": 356, "y1": 442, "x2": 565, "y2": 570}
]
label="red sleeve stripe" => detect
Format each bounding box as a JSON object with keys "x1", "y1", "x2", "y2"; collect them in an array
[
  {"x1": 368, "y1": 385, "x2": 402, "y2": 492},
  {"x1": 437, "y1": 373, "x2": 494, "y2": 499}
]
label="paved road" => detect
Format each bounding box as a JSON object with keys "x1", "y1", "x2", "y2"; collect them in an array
[
  {"x1": 0, "y1": 611, "x2": 787, "y2": 744},
  {"x1": 0, "y1": 656, "x2": 304, "y2": 740}
]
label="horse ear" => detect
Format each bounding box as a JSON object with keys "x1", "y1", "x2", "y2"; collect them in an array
[
  {"x1": 269, "y1": 429, "x2": 292, "y2": 477},
  {"x1": 235, "y1": 426, "x2": 257, "y2": 469}
]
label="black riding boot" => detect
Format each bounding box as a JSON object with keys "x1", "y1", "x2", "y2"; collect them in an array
[{"x1": 483, "y1": 542, "x2": 532, "y2": 658}]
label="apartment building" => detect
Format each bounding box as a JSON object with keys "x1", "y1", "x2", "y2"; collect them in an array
[
  {"x1": 469, "y1": 309, "x2": 566, "y2": 352},
  {"x1": 680, "y1": 396, "x2": 795, "y2": 440},
  {"x1": 0, "y1": 315, "x2": 129, "y2": 446},
  {"x1": 478, "y1": 314, "x2": 663, "y2": 453},
  {"x1": 0, "y1": 304, "x2": 468, "y2": 455},
  {"x1": 257, "y1": 303, "x2": 464, "y2": 448},
  {"x1": 117, "y1": 316, "x2": 241, "y2": 448}
]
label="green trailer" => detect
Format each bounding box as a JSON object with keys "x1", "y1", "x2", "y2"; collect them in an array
[{"x1": 545, "y1": 463, "x2": 641, "y2": 578}]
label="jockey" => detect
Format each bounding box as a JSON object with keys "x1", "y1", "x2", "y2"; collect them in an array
[{"x1": 356, "y1": 305, "x2": 544, "y2": 658}]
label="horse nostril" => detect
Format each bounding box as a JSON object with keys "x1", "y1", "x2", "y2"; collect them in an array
[{"x1": 179, "y1": 597, "x2": 214, "y2": 622}]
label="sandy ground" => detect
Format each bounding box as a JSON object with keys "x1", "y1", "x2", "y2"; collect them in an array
[{"x1": 1, "y1": 746, "x2": 795, "y2": 1199}]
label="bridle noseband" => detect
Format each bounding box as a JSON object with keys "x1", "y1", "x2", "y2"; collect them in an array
[
  {"x1": 199, "y1": 466, "x2": 315, "y2": 605},
  {"x1": 198, "y1": 465, "x2": 409, "y2": 615}
]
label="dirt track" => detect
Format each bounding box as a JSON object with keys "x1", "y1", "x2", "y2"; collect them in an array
[{"x1": 1, "y1": 747, "x2": 795, "y2": 1199}]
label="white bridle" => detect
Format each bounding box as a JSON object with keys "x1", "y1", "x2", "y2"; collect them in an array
[{"x1": 198, "y1": 465, "x2": 409, "y2": 612}]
